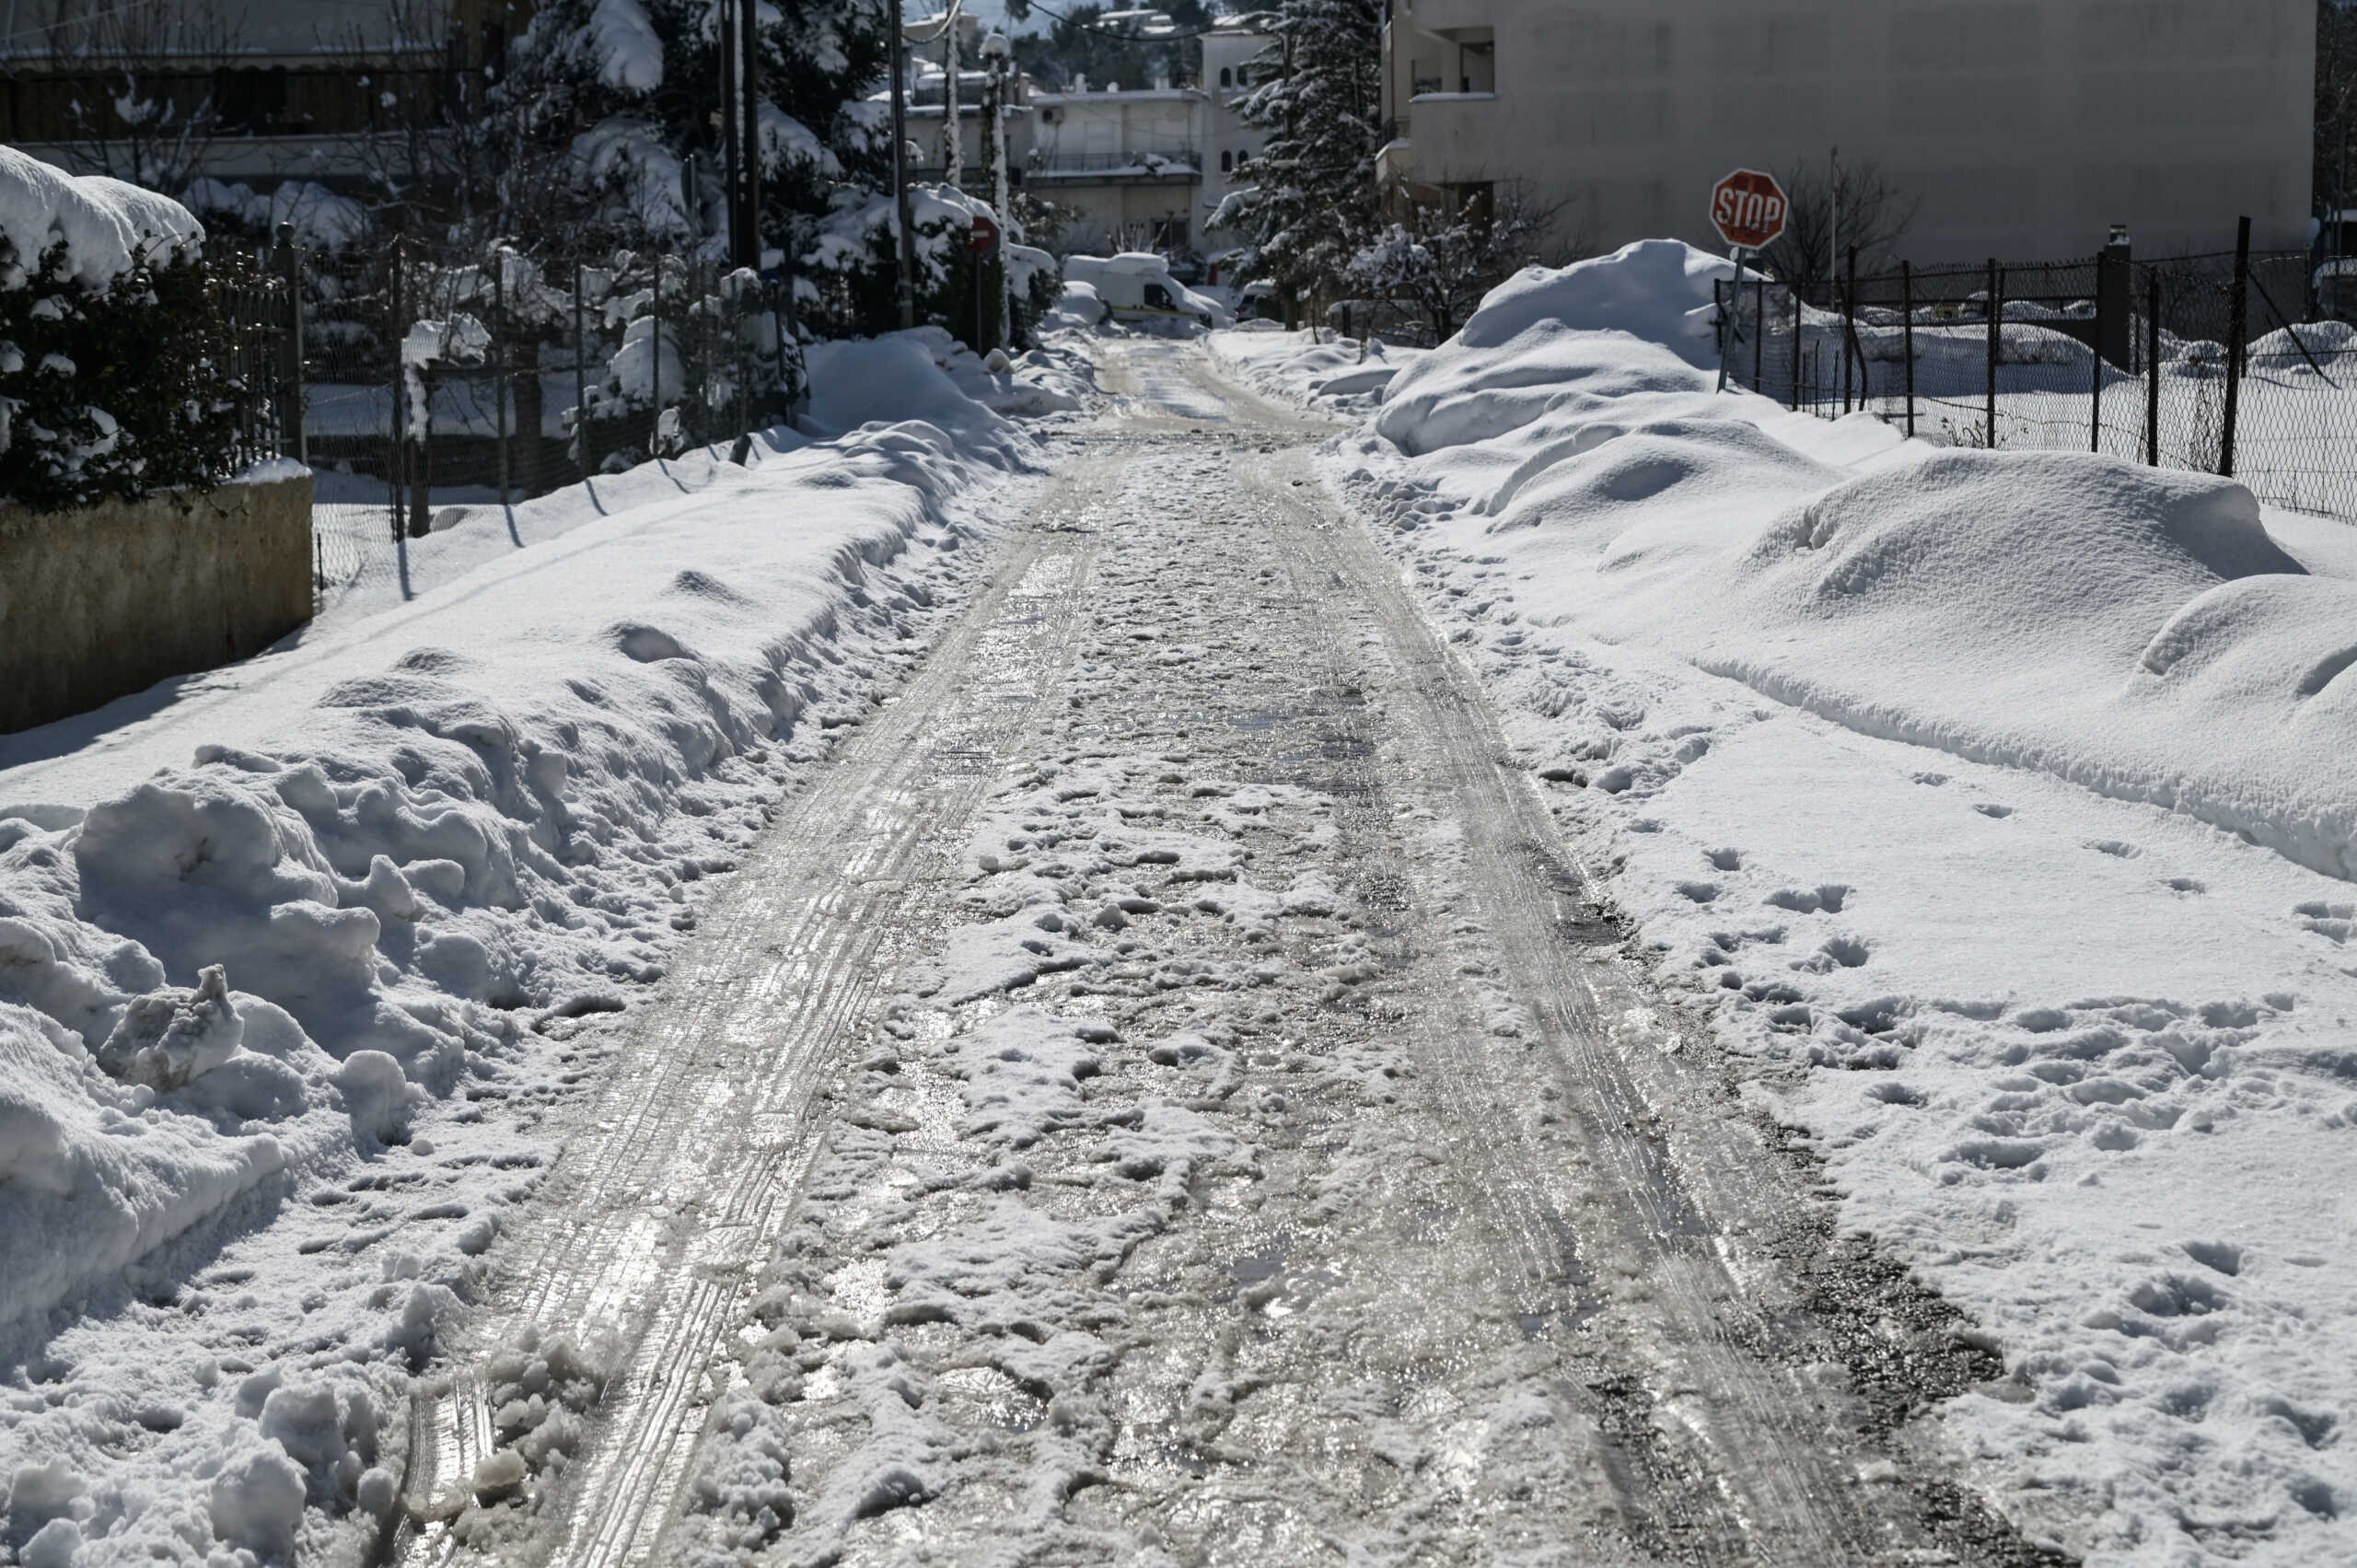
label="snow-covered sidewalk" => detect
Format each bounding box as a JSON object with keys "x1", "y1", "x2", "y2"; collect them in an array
[
  {"x1": 0, "y1": 333, "x2": 1073, "y2": 1562},
  {"x1": 1223, "y1": 243, "x2": 2357, "y2": 1567}
]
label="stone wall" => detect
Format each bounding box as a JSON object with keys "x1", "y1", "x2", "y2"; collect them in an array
[{"x1": 0, "y1": 473, "x2": 313, "y2": 735}]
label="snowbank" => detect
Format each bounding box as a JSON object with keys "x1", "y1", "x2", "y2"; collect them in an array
[
  {"x1": 1318, "y1": 237, "x2": 2357, "y2": 1566},
  {"x1": 1344, "y1": 243, "x2": 2357, "y2": 885},
  {"x1": 805, "y1": 328, "x2": 1088, "y2": 436},
  {"x1": 1207, "y1": 328, "x2": 1422, "y2": 413},
  {"x1": 0, "y1": 147, "x2": 204, "y2": 287},
  {"x1": 0, "y1": 364, "x2": 1050, "y2": 1557}
]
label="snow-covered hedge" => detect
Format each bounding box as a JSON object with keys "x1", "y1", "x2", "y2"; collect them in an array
[
  {"x1": 798, "y1": 184, "x2": 1056, "y2": 348},
  {"x1": 0, "y1": 150, "x2": 250, "y2": 512}
]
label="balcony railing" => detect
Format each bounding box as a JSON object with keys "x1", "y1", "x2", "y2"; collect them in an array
[{"x1": 1028, "y1": 147, "x2": 1202, "y2": 178}]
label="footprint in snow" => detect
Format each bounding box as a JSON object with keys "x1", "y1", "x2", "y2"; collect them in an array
[{"x1": 1974, "y1": 803, "x2": 2014, "y2": 819}]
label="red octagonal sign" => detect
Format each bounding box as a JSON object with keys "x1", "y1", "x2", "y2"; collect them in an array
[{"x1": 1710, "y1": 168, "x2": 1789, "y2": 250}]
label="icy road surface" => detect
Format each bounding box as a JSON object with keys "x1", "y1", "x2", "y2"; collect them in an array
[{"x1": 396, "y1": 343, "x2": 2049, "y2": 1567}]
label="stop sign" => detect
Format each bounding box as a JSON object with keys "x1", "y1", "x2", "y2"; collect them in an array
[{"x1": 1709, "y1": 168, "x2": 1788, "y2": 250}]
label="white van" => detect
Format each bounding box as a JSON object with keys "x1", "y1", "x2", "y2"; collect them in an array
[{"x1": 1061, "y1": 253, "x2": 1230, "y2": 329}]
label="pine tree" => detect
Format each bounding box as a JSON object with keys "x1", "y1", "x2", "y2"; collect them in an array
[
  {"x1": 500, "y1": 0, "x2": 893, "y2": 261},
  {"x1": 1213, "y1": 0, "x2": 1385, "y2": 320}
]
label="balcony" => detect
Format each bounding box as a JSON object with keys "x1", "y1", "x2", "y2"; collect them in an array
[
  {"x1": 1027, "y1": 147, "x2": 1201, "y2": 183},
  {"x1": 1405, "y1": 92, "x2": 1493, "y2": 184}
]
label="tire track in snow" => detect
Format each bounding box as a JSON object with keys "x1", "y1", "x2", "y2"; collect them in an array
[
  {"x1": 386, "y1": 468, "x2": 1112, "y2": 1566},
  {"x1": 395, "y1": 341, "x2": 2053, "y2": 1568}
]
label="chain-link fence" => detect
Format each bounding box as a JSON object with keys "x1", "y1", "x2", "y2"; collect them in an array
[{"x1": 1717, "y1": 226, "x2": 2357, "y2": 525}]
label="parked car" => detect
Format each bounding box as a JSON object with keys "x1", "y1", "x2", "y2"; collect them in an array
[{"x1": 1061, "y1": 253, "x2": 1231, "y2": 329}]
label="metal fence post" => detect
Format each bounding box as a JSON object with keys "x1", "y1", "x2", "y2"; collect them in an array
[
  {"x1": 2220, "y1": 215, "x2": 2251, "y2": 478},
  {"x1": 1846, "y1": 246, "x2": 1862, "y2": 415},
  {"x1": 1985, "y1": 257, "x2": 2000, "y2": 448},
  {"x1": 1714, "y1": 279, "x2": 1728, "y2": 393},
  {"x1": 1900, "y1": 260, "x2": 1916, "y2": 437},
  {"x1": 574, "y1": 259, "x2": 591, "y2": 481},
  {"x1": 2089, "y1": 281, "x2": 2103, "y2": 456},
  {"x1": 1790, "y1": 285, "x2": 1802, "y2": 410},
  {"x1": 1840, "y1": 251, "x2": 1854, "y2": 412},
  {"x1": 1753, "y1": 273, "x2": 1766, "y2": 390},
  {"x1": 389, "y1": 238, "x2": 406, "y2": 542},
  {"x1": 734, "y1": 271, "x2": 751, "y2": 465},
  {"x1": 273, "y1": 223, "x2": 306, "y2": 465},
  {"x1": 493, "y1": 243, "x2": 510, "y2": 505},
  {"x1": 2146, "y1": 269, "x2": 2162, "y2": 466},
  {"x1": 650, "y1": 261, "x2": 663, "y2": 458}
]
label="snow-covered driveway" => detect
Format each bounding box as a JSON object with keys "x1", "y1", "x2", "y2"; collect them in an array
[{"x1": 380, "y1": 342, "x2": 2049, "y2": 1568}]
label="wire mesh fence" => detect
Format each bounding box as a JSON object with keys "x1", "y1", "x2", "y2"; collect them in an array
[
  {"x1": 210, "y1": 229, "x2": 796, "y2": 609},
  {"x1": 1717, "y1": 228, "x2": 2357, "y2": 526}
]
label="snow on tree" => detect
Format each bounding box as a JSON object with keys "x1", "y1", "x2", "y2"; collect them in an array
[
  {"x1": 1212, "y1": 0, "x2": 1385, "y2": 319},
  {"x1": 500, "y1": 0, "x2": 893, "y2": 260},
  {"x1": 1348, "y1": 181, "x2": 1569, "y2": 343}
]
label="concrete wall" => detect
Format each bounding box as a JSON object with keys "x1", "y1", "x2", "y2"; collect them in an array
[
  {"x1": 0, "y1": 475, "x2": 314, "y2": 736},
  {"x1": 1391, "y1": 0, "x2": 2316, "y2": 263}
]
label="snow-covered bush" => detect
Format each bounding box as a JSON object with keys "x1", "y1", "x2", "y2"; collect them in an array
[
  {"x1": 0, "y1": 149, "x2": 250, "y2": 512},
  {"x1": 797, "y1": 184, "x2": 1050, "y2": 347},
  {"x1": 181, "y1": 180, "x2": 371, "y2": 253}
]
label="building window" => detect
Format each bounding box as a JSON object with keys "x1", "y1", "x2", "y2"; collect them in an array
[
  {"x1": 1219, "y1": 67, "x2": 1232, "y2": 87},
  {"x1": 1220, "y1": 149, "x2": 1233, "y2": 172}
]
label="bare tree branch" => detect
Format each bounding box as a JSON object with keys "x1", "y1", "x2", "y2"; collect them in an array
[
  {"x1": 1760, "y1": 155, "x2": 1918, "y2": 301},
  {"x1": 41, "y1": 0, "x2": 243, "y2": 192}
]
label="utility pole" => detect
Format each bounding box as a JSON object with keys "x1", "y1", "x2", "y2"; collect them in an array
[
  {"x1": 982, "y1": 29, "x2": 1012, "y2": 347},
  {"x1": 719, "y1": 0, "x2": 761, "y2": 270},
  {"x1": 941, "y1": 0, "x2": 963, "y2": 188},
  {"x1": 721, "y1": 0, "x2": 740, "y2": 261},
  {"x1": 889, "y1": 0, "x2": 917, "y2": 328}
]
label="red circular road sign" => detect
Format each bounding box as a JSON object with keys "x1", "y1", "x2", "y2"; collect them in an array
[
  {"x1": 970, "y1": 213, "x2": 1001, "y2": 259},
  {"x1": 1710, "y1": 168, "x2": 1789, "y2": 250}
]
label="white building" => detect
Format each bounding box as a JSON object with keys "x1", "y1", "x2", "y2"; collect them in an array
[
  {"x1": 904, "y1": 11, "x2": 1039, "y2": 198},
  {"x1": 1028, "y1": 83, "x2": 1208, "y2": 253},
  {"x1": 1381, "y1": 0, "x2": 2316, "y2": 263},
  {"x1": 1199, "y1": 13, "x2": 1278, "y2": 260}
]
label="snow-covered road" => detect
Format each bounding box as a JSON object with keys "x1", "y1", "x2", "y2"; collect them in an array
[{"x1": 386, "y1": 342, "x2": 2049, "y2": 1567}]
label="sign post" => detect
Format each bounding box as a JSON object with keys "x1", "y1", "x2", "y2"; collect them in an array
[
  {"x1": 970, "y1": 214, "x2": 1003, "y2": 353},
  {"x1": 1709, "y1": 168, "x2": 1789, "y2": 390}
]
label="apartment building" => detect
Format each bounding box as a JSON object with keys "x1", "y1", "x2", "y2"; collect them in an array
[
  {"x1": 1381, "y1": 0, "x2": 2316, "y2": 261},
  {"x1": 1028, "y1": 82, "x2": 1207, "y2": 251},
  {"x1": 1199, "y1": 13, "x2": 1277, "y2": 254},
  {"x1": 904, "y1": 10, "x2": 1039, "y2": 196},
  {"x1": 3, "y1": 0, "x2": 527, "y2": 188}
]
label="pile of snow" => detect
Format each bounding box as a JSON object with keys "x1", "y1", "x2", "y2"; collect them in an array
[
  {"x1": 0, "y1": 355, "x2": 1050, "y2": 1559},
  {"x1": 0, "y1": 146, "x2": 204, "y2": 286},
  {"x1": 1208, "y1": 328, "x2": 1424, "y2": 412},
  {"x1": 1346, "y1": 240, "x2": 2357, "y2": 883},
  {"x1": 1043, "y1": 280, "x2": 1107, "y2": 331},
  {"x1": 1314, "y1": 237, "x2": 2357, "y2": 1565},
  {"x1": 807, "y1": 327, "x2": 1094, "y2": 430}
]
